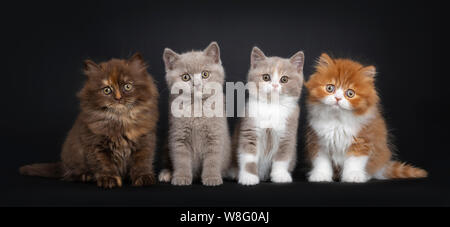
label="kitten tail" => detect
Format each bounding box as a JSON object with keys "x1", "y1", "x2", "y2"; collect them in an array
[
  {"x1": 381, "y1": 161, "x2": 428, "y2": 179},
  {"x1": 19, "y1": 162, "x2": 63, "y2": 178},
  {"x1": 158, "y1": 139, "x2": 173, "y2": 183}
]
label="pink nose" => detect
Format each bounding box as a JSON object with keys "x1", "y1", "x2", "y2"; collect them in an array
[
  {"x1": 335, "y1": 97, "x2": 341, "y2": 101},
  {"x1": 272, "y1": 84, "x2": 279, "y2": 88}
]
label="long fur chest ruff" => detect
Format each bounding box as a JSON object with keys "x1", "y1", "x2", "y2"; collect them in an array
[
  {"x1": 104, "y1": 135, "x2": 135, "y2": 176},
  {"x1": 308, "y1": 104, "x2": 374, "y2": 165},
  {"x1": 84, "y1": 111, "x2": 148, "y2": 176}
]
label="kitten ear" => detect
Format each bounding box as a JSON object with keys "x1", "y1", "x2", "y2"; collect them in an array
[
  {"x1": 163, "y1": 48, "x2": 180, "y2": 71},
  {"x1": 83, "y1": 59, "x2": 101, "y2": 75},
  {"x1": 129, "y1": 52, "x2": 144, "y2": 64},
  {"x1": 128, "y1": 52, "x2": 147, "y2": 71},
  {"x1": 290, "y1": 51, "x2": 305, "y2": 72},
  {"x1": 361, "y1": 66, "x2": 376, "y2": 77},
  {"x1": 317, "y1": 53, "x2": 334, "y2": 68},
  {"x1": 204, "y1": 41, "x2": 221, "y2": 64},
  {"x1": 251, "y1": 47, "x2": 266, "y2": 68}
]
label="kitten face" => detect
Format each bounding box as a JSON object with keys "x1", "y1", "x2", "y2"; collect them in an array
[
  {"x1": 163, "y1": 42, "x2": 225, "y2": 99},
  {"x1": 248, "y1": 47, "x2": 304, "y2": 98},
  {"x1": 305, "y1": 53, "x2": 379, "y2": 115},
  {"x1": 80, "y1": 53, "x2": 155, "y2": 112}
]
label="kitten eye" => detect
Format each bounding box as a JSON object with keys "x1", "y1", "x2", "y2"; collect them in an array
[
  {"x1": 280, "y1": 76, "x2": 289, "y2": 83},
  {"x1": 202, "y1": 71, "x2": 210, "y2": 79},
  {"x1": 346, "y1": 89, "x2": 356, "y2": 98},
  {"x1": 124, "y1": 83, "x2": 133, "y2": 91},
  {"x1": 181, "y1": 74, "x2": 191, "y2": 82},
  {"x1": 262, "y1": 74, "x2": 271, "y2": 81},
  {"x1": 325, "y1": 84, "x2": 335, "y2": 93},
  {"x1": 103, "y1": 87, "x2": 112, "y2": 95}
]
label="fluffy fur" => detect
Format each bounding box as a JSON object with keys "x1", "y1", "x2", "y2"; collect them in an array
[
  {"x1": 305, "y1": 53, "x2": 427, "y2": 183},
  {"x1": 20, "y1": 53, "x2": 160, "y2": 188},
  {"x1": 158, "y1": 42, "x2": 231, "y2": 186},
  {"x1": 233, "y1": 47, "x2": 304, "y2": 185}
]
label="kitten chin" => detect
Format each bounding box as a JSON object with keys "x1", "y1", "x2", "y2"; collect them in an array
[
  {"x1": 20, "y1": 53, "x2": 160, "y2": 188},
  {"x1": 305, "y1": 53, "x2": 427, "y2": 183}
]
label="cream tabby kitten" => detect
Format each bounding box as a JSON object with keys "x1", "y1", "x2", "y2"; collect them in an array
[{"x1": 233, "y1": 47, "x2": 304, "y2": 185}]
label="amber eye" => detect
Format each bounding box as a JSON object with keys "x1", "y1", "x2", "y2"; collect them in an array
[
  {"x1": 325, "y1": 84, "x2": 335, "y2": 93},
  {"x1": 124, "y1": 83, "x2": 133, "y2": 91},
  {"x1": 181, "y1": 74, "x2": 191, "y2": 82},
  {"x1": 202, "y1": 71, "x2": 210, "y2": 79},
  {"x1": 280, "y1": 76, "x2": 289, "y2": 83},
  {"x1": 346, "y1": 89, "x2": 356, "y2": 98},
  {"x1": 103, "y1": 87, "x2": 112, "y2": 95},
  {"x1": 262, "y1": 74, "x2": 271, "y2": 81}
]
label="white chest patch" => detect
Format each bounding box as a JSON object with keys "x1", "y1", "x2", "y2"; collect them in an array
[
  {"x1": 247, "y1": 96, "x2": 298, "y2": 179},
  {"x1": 248, "y1": 96, "x2": 297, "y2": 132},
  {"x1": 308, "y1": 104, "x2": 375, "y2": 166}
]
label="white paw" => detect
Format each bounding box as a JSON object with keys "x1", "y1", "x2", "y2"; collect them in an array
[
  {"x1": 238, "y1": 172, "x2": 260, "y2": 186},
  {"x1": 308, "y1": 171, "x2": 333, "y2": 182},
  {"x1": 158, "y1": 169, "x2": 172, "y2": 183},
  {"x1": 270, "y1": 171, "x2": 292, "y2": 183},
  {"x1": 341, "y1": 171, "x2": 370, "y2": 183}
]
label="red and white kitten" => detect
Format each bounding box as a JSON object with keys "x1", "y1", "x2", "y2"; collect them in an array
[{"x1": 305, "y1": 53, "x2": 427, "y2": 183}]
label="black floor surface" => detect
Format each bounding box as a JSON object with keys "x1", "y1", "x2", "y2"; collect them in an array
[
  {"x1": 2, "y1": 132, "x2": 449, "y2": 207},
  {"x1": 2, "y1": 165, "x2": 448, "y2": 207}
]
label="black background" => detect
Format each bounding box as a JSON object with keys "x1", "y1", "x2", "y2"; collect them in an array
[{"x1": 1, "y1": 0, "x2": 447, "y2": 207}]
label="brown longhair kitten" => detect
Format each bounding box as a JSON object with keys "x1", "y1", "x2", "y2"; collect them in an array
[
  {"x1": 19, "y1": 53, "x2": 159, "y2": 188},
  {"x1": 305, "y1": 53, "x2": 427, "y2": 183}
]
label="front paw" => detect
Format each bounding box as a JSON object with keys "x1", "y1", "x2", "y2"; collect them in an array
[
  {"x1": 271, "y1": 171, "x2": 293, "y2": 183},
  {"x1": 81, "y1": 174, "x2": 94, "y2": 182},
  {"x1": 341, "y1": 171, "x2": 370, "y2": 183},
  {"x1": 133, "y1": 174, "x2": 156, "y2": 187},
  {"x1": 202, "y1": 176, "x2": 223, "y2": 186},
  {"x1": 158, "y1": 169, "x2": 172, "y2": 183},
  {"x1": 238, "y1": 172, "x2": 260, "y2": 186},
  {"x1": 308, "y1": 171, "x2": 333, "y2": 182},
  {"x1": 96, "y1": 175, "x2": 122, "y2": 189},
  {"x1": 171, "y1": 175, "x2": 192, "y2": 186}
]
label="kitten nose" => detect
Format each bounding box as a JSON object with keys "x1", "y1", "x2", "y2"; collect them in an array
[
  {"x1": 114, "y1": 92, "x2": 122, "y2": 100},
  {"x1": 272, "y1": 84, "x2": 279, "y2": 88},
  {"x1": 335, "y1": 97, "x2": 341, "y2": 101},
  {"x1": 193, "y1": 79, "x2": 202, "y2": 88}
]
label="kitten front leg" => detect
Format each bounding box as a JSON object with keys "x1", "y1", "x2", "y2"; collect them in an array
[
  {"x1": 270, "y1": 128, "x2": 297, "y2": 183},
  {"x1": 341, "y1": 156, "x2": 370, "y2": 183},
  {"x1": 129, "y1": 134, "x2": 157, "y2": 187},
  {"x1": 237, "y1": 126, "x2": 260, "y2": 186},
  {"x1": 170, "y1": 141, "x2": 193, "y2": 186},
  {"x1": 201, "y1": 125, "x2": 226, "y2": 186},
  {"x1": 270, "y1": 160, "x2": 293, "y2": 183},
  {"x1": 308, "y1": 151, "x2": 333, "y2": 182},
  {"x1": 201, "y1": 149, "x2": 223, "y2": 186},
  {"x1": 341, "y1": 138, "x2": 371, "y2": 183},
  {"x1": 238, "y1": 153, "x2": 260, "y2": 186},
  {"x1": 88, "y1": 150, "x2": 122, "y2": 189}
]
